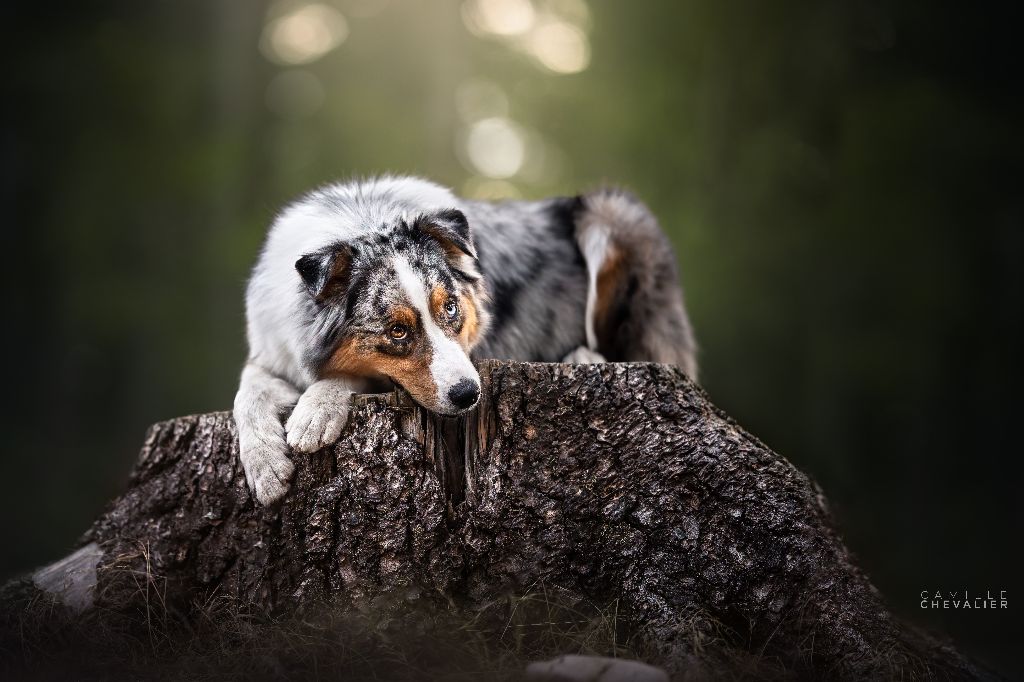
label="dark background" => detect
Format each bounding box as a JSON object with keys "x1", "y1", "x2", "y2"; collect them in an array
[{"x1": 2, "y1": 0, "x2": 1020, "y2": 675}]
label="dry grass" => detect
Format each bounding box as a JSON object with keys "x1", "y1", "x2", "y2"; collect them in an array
[
  {"x1": 2, "y1": 550, "x2": 908, "y2": 681},
  {"x1": 1, "y1": 567, "x2": 652, "y2": 682}
]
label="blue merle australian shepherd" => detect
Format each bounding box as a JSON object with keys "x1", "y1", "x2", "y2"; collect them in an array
[{"x1": 234, "y1": 176, "x2": 697, "y2": 504}]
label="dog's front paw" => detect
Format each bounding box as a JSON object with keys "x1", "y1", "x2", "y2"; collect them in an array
[
  {"x1": 561, "y1": 346, "x2": 607, "y2": 364},
  {"x1": 285, "y1": 384, "x2": 352, "y2": 454},
  {"x1": 240, "y1": 439, "x2": 295, "y2": 506}
]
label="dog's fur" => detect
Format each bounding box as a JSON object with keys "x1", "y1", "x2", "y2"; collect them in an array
[{"x1": 234, "y1": 176, "x2": 697, "y2": 504}]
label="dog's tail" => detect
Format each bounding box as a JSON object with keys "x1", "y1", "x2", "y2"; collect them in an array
[{"x1": 574, "y1": 188, "x2": 698, "y2": 380}]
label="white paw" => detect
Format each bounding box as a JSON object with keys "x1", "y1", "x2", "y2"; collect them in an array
[
  {"x1": 240, "y1": 438, "x2": 295, "y2": 506},
  {"x1": 285, "y1": 386, "x2": 352, "y2": 454},
  {"x1": 561, "y1": 346, "x2": 607, "y2": 364}
]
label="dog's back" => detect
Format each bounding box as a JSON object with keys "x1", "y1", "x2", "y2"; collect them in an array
[
  {"x1": 466, "y1": 190, "x2": 697, "y2": 376},
  {"x1": 464, "y1": 196, "x2": 589, "y2": 362}
]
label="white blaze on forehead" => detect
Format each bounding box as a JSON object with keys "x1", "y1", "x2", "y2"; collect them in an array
[{"x1": 393, "y1": 256, "x2": 479, "y2": 409}]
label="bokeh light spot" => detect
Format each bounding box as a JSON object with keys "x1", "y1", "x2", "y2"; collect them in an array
[
  {"x1": 261, "y1": 4, "x2": 349, "y2": 65},
  {"x1": 464, "y1": 117, "x2": 527, "y2": 179},
  {"x1": 526, "y1": 20, "x2": 589, "y2": 73},
  {"x1": 462, "y1": 0, "x2": 536, "y2": 37}
]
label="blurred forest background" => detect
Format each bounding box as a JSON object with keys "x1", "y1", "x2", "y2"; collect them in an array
[{"x1": 2, "y1": 0, "x2": 1021, "y2": 675}]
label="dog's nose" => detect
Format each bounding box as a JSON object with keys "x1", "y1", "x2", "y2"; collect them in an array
[{"x1": 448, "y1": 378, "x2": 480, "y2": 410}]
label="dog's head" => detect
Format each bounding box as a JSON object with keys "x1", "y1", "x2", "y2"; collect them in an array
[{"x1": 297, "y1": 208, "x2": 490, "y2": 415}]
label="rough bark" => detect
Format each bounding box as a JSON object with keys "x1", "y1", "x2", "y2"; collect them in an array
[{"x1": 5, "y1": 362, "x2": 992, "y2": 680}]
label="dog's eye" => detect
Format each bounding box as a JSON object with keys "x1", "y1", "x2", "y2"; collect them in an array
[
  {"x1": 389, "y1": 324, "x2": 408, "y2": 340},
  {"x1": 444, "y1": 299, "x2": 459, "y2": 319}
]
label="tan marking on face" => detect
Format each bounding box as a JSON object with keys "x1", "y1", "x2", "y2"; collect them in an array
[
  {"x1": 325, "y1": 337, "x2": 375, "y2": 377},
  {"x1": 594, "y1": 245, "x2": 625, "y2": 343},
  {"x1": 430, "y1": 284, "x2": 481, "y2": 351},
  {"x1": 325, "y1": 335, "x2": 441, "y2": 410},
  {"x1": 430, "y1": 285, "x2": 449, "y2": 320},
  {"x1": 392, "y1": 305, "x2": 417, "y2": 328},
  {"x1": 459, "y1": 293, "x2": 480, "y2": 349},
  {"x1": 372, "y1": 352, "x2": 438, "y2": 408}
]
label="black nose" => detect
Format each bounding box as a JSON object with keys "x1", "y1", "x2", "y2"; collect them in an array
[{"x1": 448, "y1": 378, "x2": 480, "y2": 410}]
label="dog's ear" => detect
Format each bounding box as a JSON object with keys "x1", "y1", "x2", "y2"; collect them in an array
[
  {"x1": 415, "y1": 209, "x2": 480, "y2": 280},
  {"x1": 295, "y1": 245, "x2": 353, "y2": 301}
]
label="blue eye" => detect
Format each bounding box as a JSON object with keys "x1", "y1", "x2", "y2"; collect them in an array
[{"x1": 445, "y1": 299, "x2": 459, "y2": 318}]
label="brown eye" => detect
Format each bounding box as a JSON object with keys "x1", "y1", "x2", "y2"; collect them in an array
[
  {"x1": 389, "y1": 324, "x2": 408, "y2": 340},
  {"x1": 444, "y1": 299, "x2": 459, "y2": 319}
]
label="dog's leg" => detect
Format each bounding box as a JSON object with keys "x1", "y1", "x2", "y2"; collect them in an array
[
  {"x1": 558, "y1": 206, "x2": 612, "y2": 365},
  {"x1": 233, "y1": 363, "x2": 301, "y2": 505},
  {"x1": 575, "y1": 189, "x2": 698, "y2": 379},
  {"x1": 561, "y1": 346, "x2": 607, "y2": 364},
  {"x1": 577, "y1": 213, "x2": 611, "y2": 355},
  {"x1": 285, "y1": 377, "x2": 355, "y2": 454}
]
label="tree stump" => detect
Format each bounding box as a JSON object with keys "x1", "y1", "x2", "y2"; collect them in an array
[{"x1": 3, "y1": 362, "x2": 993, "y2": 680}]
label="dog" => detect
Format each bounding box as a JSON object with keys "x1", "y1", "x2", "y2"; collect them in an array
[{"x1": 234, "y1": 176, "x2": 697, "y2": 505}]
